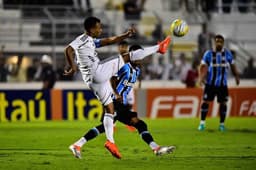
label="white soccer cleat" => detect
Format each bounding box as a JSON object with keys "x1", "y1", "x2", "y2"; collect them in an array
[
  {"x1": 69, "y1": 144, "x2": 82, "y2": 159},
  {"x1": 154, "y1": 146, "x2": 176, "y2": 156}
]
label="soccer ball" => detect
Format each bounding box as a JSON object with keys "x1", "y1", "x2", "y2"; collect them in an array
[{"x1": 170, "y1": 19, "x2": 189, "y2": 37}]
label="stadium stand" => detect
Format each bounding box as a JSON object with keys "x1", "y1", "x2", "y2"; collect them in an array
[{"x1": 0, "y1": 0, "x2": 255, "y2": 76}]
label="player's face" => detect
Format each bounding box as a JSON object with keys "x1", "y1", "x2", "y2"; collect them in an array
[
  {"x1": 90, "y1": 22, "x2": 102, "y2": 38},
  {"x1": 215, "y1": 37, "x2": 224, "y2": 51}
]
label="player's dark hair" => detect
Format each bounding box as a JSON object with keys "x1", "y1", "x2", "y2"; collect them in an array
[
  {"x1": 215, "y1": 34, "x2": 224, "y2": 41},
  {"x1": 118, "y1": 40, "x2": 128, "y2": 46},
  {"x1": 83, "y1": 16, "x2": 101, "y2": 32},
  {"x1": 129, "y1": 44, "x2": 143, "y2": 52}
]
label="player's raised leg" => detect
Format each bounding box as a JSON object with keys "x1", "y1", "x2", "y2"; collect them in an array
[{"x1": 129, "y1": 36, "x2": 171, "y2": 61}]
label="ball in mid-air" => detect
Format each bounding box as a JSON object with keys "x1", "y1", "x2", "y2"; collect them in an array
[{"x1": 170, "y1": 19, "x2": 189, "y2": 37}]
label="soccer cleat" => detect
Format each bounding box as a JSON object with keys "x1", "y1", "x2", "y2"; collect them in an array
[
  {"x1": 69, "y1": 144, "x2": 82, "y2": 159},
  {"x1": 198, "y1": 124, "x2": 205, "y2": 131},
  {"x1": 158, "y1": 36, "x2": 171, "y2": 54},
  {"x1": 154, "y1": 146, "x2": 176, "y2": 156},
  {"x1": 104, "y1": 140, "x2": 122, "y2": 159},
  {"x1": 219, "y1": 125, "x2": 226, "y2": 132}
]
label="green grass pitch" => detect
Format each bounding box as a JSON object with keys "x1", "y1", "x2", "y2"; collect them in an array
[{"x1": 0, "y1": 118, "x2": 255, "y2": 170}]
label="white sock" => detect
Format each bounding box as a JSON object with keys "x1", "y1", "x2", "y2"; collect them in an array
[
  {"x1": 200, "y1": 120, "x2": 205, "y2": 125},
  {"x1": 74, "y1": 137, "x2": 87, "y2": 147},
  {"x1": 149, "y1": 141, "x2": 159, "y2": 150},
  {"x1": 220, "y1": 122, "x2": 224, "y2": 126},
  {"x1": 103, "y1": 113, "x2": 114, "y2": 143},
  {"x1": 130, "y1": 45, "x2": 159, "y2": 61}
]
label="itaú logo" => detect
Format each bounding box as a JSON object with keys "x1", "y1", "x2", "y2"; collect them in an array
[{"x1": 149, "y1": 95, "x2": 231, "y2": 118}]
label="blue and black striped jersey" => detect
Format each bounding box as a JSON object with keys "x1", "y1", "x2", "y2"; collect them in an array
[
  {"x1": 115, "y1": 63, "x2": 140, "y2": 105},
  {"x1": 201, "y1": 49, "x2": 234, "y2": 87}
]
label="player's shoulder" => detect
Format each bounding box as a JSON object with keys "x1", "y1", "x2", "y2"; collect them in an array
[
  {"x1": 121, "y1": 63, "x2": 131, "y2": 70},
  {"x1": 224, "y1": 48, "x2": 232, "y2": 55},
  {"x1": 202, "y1": 50, "x2": 213, "y2": 59},
  {"x1": 204, "y1": 49, "x2": 213, "y2": 55}
]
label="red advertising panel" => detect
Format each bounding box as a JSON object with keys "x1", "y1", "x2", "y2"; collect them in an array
[{"x1": 146, "y1": 88, "x2": 256, "y2": 118}]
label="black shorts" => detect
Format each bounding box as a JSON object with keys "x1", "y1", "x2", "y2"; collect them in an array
[
  {"x1": 203, "y1": 84, "x2": 229, "y2": 103},
  {"x1": 101, "y1": 100, "x2": 138, "y2": 126}
]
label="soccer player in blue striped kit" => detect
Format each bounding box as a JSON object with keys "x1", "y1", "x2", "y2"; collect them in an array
[
  {"x1": 69, "y1": 45, "x2": 175, "y2": 159},
  {"x1": 197, "y1": 34, "x2": 240, "y2": 131}
]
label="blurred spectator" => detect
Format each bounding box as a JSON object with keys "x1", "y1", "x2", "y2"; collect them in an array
[
  {"x1": 123, "y1": 0, "x2": 146, "y2": 20},
  {"x1": 147, "y1": 57, "x2": 163, "y2": 80},
  {"x1": 40, "y1": 54, "x2": 56, "y2": 89},
  {"x1": 158, "y1": 56, "x2": 173, "y2": 80},
  {"x1": 152, "y1": 22, "x2": 164, "y2": 41},
  {"x1": 183, "y1": 58, "x2": 199, "y2": 88},
  {"x1": 7, "y1": 54, "x2": 26, "y2": 82},
  {"x1": 26, "y1": 58, "x2": 40, "y2": 82},
  {"x1": 0, "y1": 45, "x2": 8, "y2": 82},
  {"x1": 174, "y1": 53, "x2": 191, "y2": 80},
  {"x1": 198, "y1": 22, "x2": 213, "y2": 58},
  {"x1": 242, "y1": 57, "x2": 256, "y2": 79}
]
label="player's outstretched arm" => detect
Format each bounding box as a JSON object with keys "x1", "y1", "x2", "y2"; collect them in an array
[
  {"x1": 99, "y1": 28, "x2": 136, "y2": 47},
  {"x1": 63, "y1": 45, "x2": 78, "y2": 76}
]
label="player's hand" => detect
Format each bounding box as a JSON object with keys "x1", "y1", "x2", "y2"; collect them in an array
[
  {"x1": 63, "y1": 65, "x2": 78, "y2": 76},
  {"x1": 126, "y1": 27, "x2": 136, "y2": 37},
  {"x1": 235, "y1": 76, "x2": 240, "y2": 86},
  {"x1": 114, "y1": 93, "x2": 123, "y2": 103},
  {"x1": 197, "y1": 78, "x2": 205, "y2": 87}
]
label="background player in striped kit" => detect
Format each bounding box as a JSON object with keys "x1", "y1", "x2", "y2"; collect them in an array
[{"x1": 197, "y1": 34, "x2": 240, "y2": 131}]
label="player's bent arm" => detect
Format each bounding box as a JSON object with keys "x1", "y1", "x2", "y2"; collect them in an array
[
  {"x1": 110, "y1": 76, "x2": 122, "y2": 102},
  {"x1": 64, "y1": 45, "x2": 77, "y2": 75},
  {"x1": 230, "y1": 64, "x2": 240, "y2": 85},
  {"x1": 198, "y1": 63, "x2": 207, "y2": 86},
  {"x1": 99, "y1": 28, "x2": 135, "y2": 47}
]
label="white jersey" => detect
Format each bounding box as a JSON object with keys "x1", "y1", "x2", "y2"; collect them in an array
[
  {"x1": 69, "y1": 34, "x2": 125, "y2": 106},
  {"x1": 69, "y1": 34, "x2": 101, "y2": 83}
]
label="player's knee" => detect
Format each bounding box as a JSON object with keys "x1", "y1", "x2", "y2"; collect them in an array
[
  {"x1": 202, "y1": 102, "x2": 209, "y2": 110},
  {"x1": 130, "y1": 117, "x2": 140, "y2": 125},
  {"x1": 134, "y1": 120, "x2": 147, "y2": 134}
]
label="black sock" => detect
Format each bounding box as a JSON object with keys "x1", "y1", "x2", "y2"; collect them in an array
[
  {"x1": 83, "y1": 124, "x2": 104, "y2": 141},
  {"x1": 201, "y1": 102, "x2": 209, "y2": 121},
  {"x1": 141, "y1": 131, "x2": 154, "y2": 145},
  {"x1": 219, "y1": 104, "x2": 227, "y2": 123},
  {"x1": 134, "y1": 120, "x2": 154, "y2": 145}
]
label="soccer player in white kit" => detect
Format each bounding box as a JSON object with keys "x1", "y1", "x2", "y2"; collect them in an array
[{"x1": 65, "y1": 16, "x2": 171, "y2": 159}]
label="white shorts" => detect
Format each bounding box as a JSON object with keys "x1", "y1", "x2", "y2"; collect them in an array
[
  {"x1": 82, "y1": 55, "x2": 125, "y2": 106},
  {"x1": 88, "y1": 81, "x2": 113, "y2": 106},
  {"x1": 93, "y1": 55, "x2": 124, "y2": 83}
]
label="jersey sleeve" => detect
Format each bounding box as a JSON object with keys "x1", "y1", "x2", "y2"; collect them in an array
[
  {"x1": 225, "y1": 49, "x2": 234, "y2": 64},
  {"x1": 94, "y1": 39, "x2": 101, "y2": 48},
  {"x1": 201, "y1": 50, "x2": 211, "y2": 66},
  {"x1": 69, "y1": 37, "x2": 80, "y2": 50}
]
